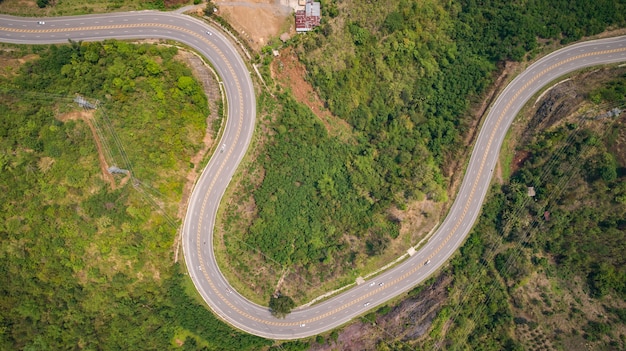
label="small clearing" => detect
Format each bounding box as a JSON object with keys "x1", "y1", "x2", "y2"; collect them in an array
[
  {"x1": 270, "y1": 47, "x2": 355, "y2": 142},
  {"x1": 214, "y1": 0, "x2": 294, "y2": 51},
  {"x1": 56, "y1": 110, "x2": 130, "y2": 190},
  {"x1": 391, "y1": 199, "x2": 441, "y2": 245}
]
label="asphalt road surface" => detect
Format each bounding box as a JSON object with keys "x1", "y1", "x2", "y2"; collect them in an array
[{"x1": 1, "y1": 12, "x2": 625, "y2": 340}]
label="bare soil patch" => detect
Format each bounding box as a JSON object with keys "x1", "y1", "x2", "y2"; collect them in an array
[
  {"x1": 270, "y1": 47, "x2": 355, "y2": 142},
  {"x1": 510, "y1": 150, "x2": 531, "y2": 177},
  {"x1": 164, "y1": 0, "x2": 188, "y2": 7},
  {"x1": 0, "y1": 52, "x2": 39, "y2": 79},
  {"x1": 0, "y1": 0, "x2": 38, "y2": 13},
  {"x1": 309, "y1": 274, "x2": 452, "y2": 351},
  {"x1": 392, "y1": 199, "x2": 441, "y2": 244},
  {"x1": 215, "y1": 0, "x2": 293, "y2": 51}
]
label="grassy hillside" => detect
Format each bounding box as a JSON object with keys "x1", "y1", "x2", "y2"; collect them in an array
[
  {"x1": 0, "y1": 42, "x2": 269, "y2": 350},
  {"x1": 219, "y1": 0, "x2": 626, "y2": 304},
  {"x1": 424, "y1": 67, "x2": 626, "y2": 350},
  {"x1": 1, "y1": 1, "x2": 625, "y2": 349},
  {"x1": 281, "y1": 68, "x2": 626, "y2": 351}
]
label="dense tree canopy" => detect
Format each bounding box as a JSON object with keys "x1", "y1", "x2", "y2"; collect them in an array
[
  {"x1": 0, "y1": 42, "x2": 269, "y2": 350},
  {"x1": 234, "y1": 0, "x2": 626, "y2": 293},
  {"x1": 269, "y1": 294, "x2": 296, "y2": 318}
]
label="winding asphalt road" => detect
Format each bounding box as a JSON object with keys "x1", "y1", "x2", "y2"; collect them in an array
[{"x1": 1, "y1": 11, "x2": 625, "y2": 340}]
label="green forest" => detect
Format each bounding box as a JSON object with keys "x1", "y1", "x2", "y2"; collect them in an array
[
  {"x1": 275, "y1": 70, "x2": 626, "y2": 351},
  {"x1": 1, "y1": 0, "x2": 626, "y2": 349},
  {"x1": 0, "y1": 42, "x2": 269, "y2": 350},
  {"x1": 418, "y1": 70, "x2": 626, "y2": 350},
  {"x1": 222, "y1": 0, "x2": 626, "y2": 302},
  {"x1": 432, "y1": 84, "x2": 626, "y2": 350}
]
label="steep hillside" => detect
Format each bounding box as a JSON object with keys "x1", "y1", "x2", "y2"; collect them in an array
[{"x1": 279, "y1": 66, "x2": 626, "y2": 351}]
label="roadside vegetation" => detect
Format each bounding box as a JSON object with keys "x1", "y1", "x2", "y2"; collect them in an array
[
  {"x1": 426, "y1": 75, "x2": 626, "y2": 349},
  {"x1": 1, "y1": 0, "x2": 625, "y2": 349},
  {"x1": 219, "y1": 0, "x2": 626, "y2": 305},
  {"x1": 427, "y1": 67, "x2": 626, "y2": 350},
  {"x1": 0, "y1": 42, "x2": 269, "y2": 350},
  {"x1": 269, "y1": 294, "x2": 296, "y2": 319},
  {"x1": 282, "y1": 68, "x2": 626, "y2": 351}
]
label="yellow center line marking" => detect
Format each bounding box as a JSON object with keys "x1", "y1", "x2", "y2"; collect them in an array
[
  {"x1": 6, "y1": 23, "x2": 623, "y2": 328},
  {"x1": 2, "y1": 21, "x2": 267, "y2": 324},
  {"x1": 286, "y1": 45, "x2": 626, "y2": 326}
]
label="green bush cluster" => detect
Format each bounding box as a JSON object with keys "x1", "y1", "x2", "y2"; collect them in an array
[
  {"x1": 0, "y1": 42, "x2": 268, "y2": 350},
  {"x1": 245, "y1": 93, "x2": 406, "y2": 271},
  {"x1": 237, "y1": 0, "x2": 626, "y2": 299},
  {"x1": 234, "y1": 0, "x2": 625, "y2": 300},
  {"x1": 14, "y1": 40, "x2": 207, "y2": 183},
  {"x1": 423, "y1": 74, "x2": 626, "y2": 348}
]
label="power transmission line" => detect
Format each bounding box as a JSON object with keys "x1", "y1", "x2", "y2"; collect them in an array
[{"x1": 437, "y1": 102, "x2": 624, "y2": 350}]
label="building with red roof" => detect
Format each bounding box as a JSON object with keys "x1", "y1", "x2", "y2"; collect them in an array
[{"x1": 295, "y1": 0, "x2": 321, "y2": 32}]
